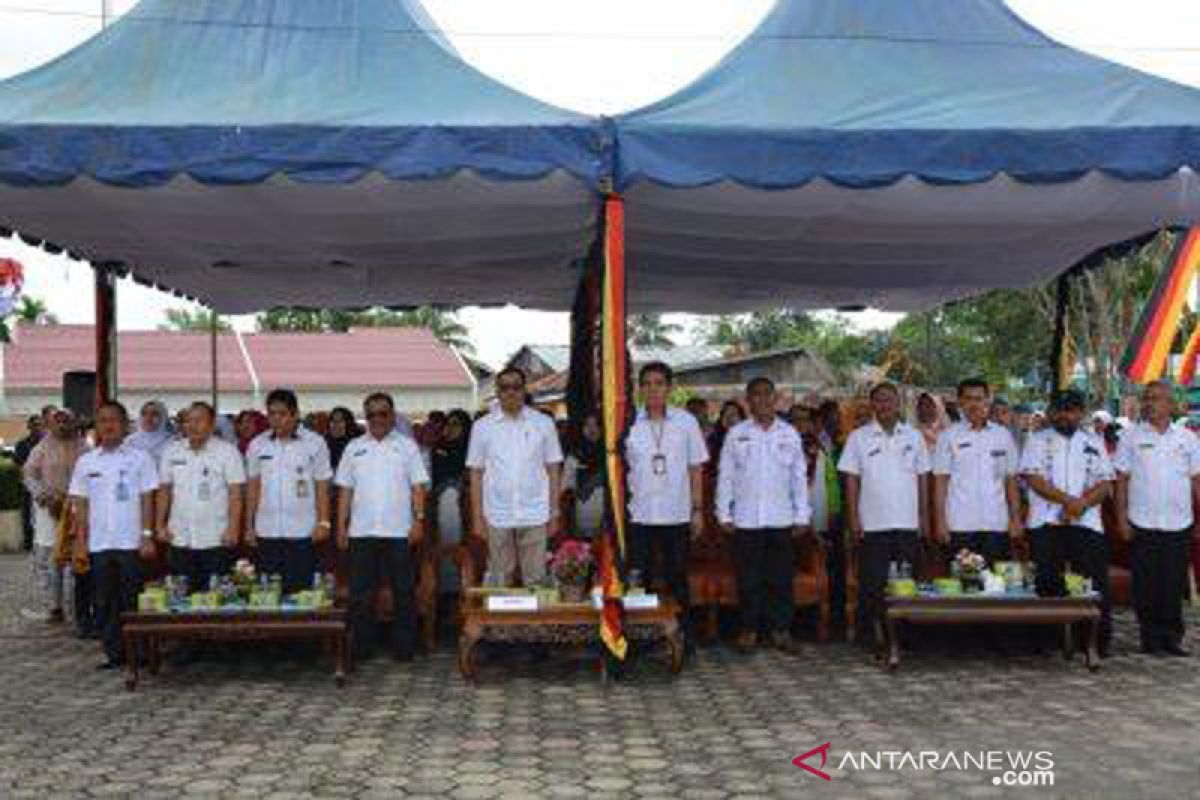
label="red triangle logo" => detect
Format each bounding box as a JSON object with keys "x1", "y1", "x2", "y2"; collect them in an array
[{"x1": 792, "y1": 742, "x2": 832, "y2": 781}]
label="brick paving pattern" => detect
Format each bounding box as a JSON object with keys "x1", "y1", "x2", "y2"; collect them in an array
[{"x1": 0, "y1": 555, "x2": 1197, "y2": 799}]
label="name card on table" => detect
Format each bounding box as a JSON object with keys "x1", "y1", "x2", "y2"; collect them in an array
[
  {"x1": 623, "y1": 594, "x2": 660, "y2": 610},
  {"x1": 487, "y1": 595, "x2": 539, "y2": 612}
]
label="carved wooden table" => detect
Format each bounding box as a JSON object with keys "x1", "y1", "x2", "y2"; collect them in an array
[
  {"x1": 120, "y1": 609, "x2": 350, "y2": 690},
  {"x1": 879, "y1": 595, "x2": 1102, "y2": 672},
  {"x1": 458, "y1": 592, "x2": 684, "y2": 681}
]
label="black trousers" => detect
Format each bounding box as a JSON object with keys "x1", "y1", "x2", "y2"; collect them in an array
[
  {"x1": 1130, "y1": 528, "x2": 1190, "y2": 649},
  {"x1": 857, "y1": 530, "x2": 920, "y2": 643},
  {"x1": 820, "y1": 528, "x2": 847, "y2": 627},
  {"x1": 1029, "y1": 526, "x2": 1112, "y2": 648},
  {"x1": 349, "y1": 537, "x2": 415, "y2": 659},
  {"x1": 949, "y1": 531, "x2": 1010, "y2": 564},
  {"x1": 257, "y1": 538, "x2": 317, "y2": 596},
  {"x1": 733, "y1": 528, "x2": 794, "y2": 636},
  {"x1": 168, "y1": 546, "x2": 232, "y2": 592},
  {"x1": 73, "y1": 567, "x2": 96, "y2": 636},
  {"x1": 92, "y1": 550, "x2": 144, "y2": 663},
  {"x1": 629, "y1": 523, "x2": 691, "y2": 638},
  {"x1": 20, "y1": 493, "x2": 34, "y2": 551}
]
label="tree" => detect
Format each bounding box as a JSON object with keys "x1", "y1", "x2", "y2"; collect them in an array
[
  {"x1": 255, "y1": 306, "x2": 475, "y2": 354},
  {"x1": 159, "y1": 308, "x2": 231, "y2": 332},
  {"x1": 629, "y1": 313, "x2": 681, "y2": 348},
  {"x1": 14, "y1": 296, "x2": 58, "y2": 325}
]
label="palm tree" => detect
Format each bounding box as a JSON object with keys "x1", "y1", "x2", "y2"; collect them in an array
[
  {"x1": 160, "y1": 308, "x2": 231, "y2": 332},
  {"x1": 629, "y1": 313, "x2": 681, "y2": 348},
  {"x1": 14, "y1": 296, "x2": 58, "y2": 325},
  {"x1": 394, "y1": 307, "x2": 475, "y2": 355},
  {"x1": 255, "y1": 305, "x2": 475, "y2": 354}
]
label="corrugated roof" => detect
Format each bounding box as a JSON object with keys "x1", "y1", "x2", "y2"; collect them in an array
[{"x1": 3, "y1": 324, "x2": 470, "y2": 392}]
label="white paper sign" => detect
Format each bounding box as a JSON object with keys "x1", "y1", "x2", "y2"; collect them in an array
[
  {"x1": 623, "y1": 594, "x2": 660, "y2": 610},
  {"x1": 486, "y1": 595, "x2": 539, "y2": 612}
]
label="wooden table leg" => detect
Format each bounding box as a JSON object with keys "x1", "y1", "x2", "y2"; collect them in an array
[
  {"x1": 459, "y1": 621, "x2": 481, "y2": 681},
  {"x1": 334, "y1": 632, "x2": 347, "y2": 687},
  {"x1": 124, "y1": 633, "x2": 138, "y2": 691},
  {"x1": 884, "y1": 616, "x2": 900, "y2": 672},
  {"x1": 148, "y1": 636, "x2": 161, "y2": 676},
  {"x1": 1085, "y1": 617, "x2": 1101, "y2": 672},
  {"x1": 1062, "y1": 623, "x2": 1075, "y2": 661},
  {"x1": 664, "y1": 621, "x2": 685, "y2": 675}
]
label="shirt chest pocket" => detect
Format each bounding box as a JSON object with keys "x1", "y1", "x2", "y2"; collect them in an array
[
  {"x1": 773, "y1": 440, "x2": 798, "y2": 467},
  {"x1": 732, "y1": 439, "x2": 753, "y2": 468}
]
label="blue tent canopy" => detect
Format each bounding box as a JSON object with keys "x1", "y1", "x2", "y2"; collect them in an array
[
  {"x1": 613, "y1": 0, "x2": 1200, "y2": 312},
  {"x1": 0, "y1": 0, "x2": 606, "y2": 312}
]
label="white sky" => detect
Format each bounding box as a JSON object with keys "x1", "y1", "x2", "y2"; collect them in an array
[{"x1": 0, "y1": 0, "x2": 1198, "y2": 366}]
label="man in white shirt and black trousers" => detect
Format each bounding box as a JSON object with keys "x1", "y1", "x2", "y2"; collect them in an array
[
  {"x1": 246, "y1": 389, "x2": 334, "y2": 595},
  {"x1": 627, "y1": 362, "x2": 709, "y2": 653},
  {"x1": 1114, "y1": 380, "x2": 1200, "y2": 657},
  {"x1": 336, "y1": 392, "x2": 430, "y2": 661},
  {"x1": 68, "y1": 401, "x2": 160, "y2": 670},
  {"x1": 839, "y1": 382, "x2": 931, "y2": 646},
  {"x1": 156, "y1": 402, "x2": 246, "y2": 591},
  {"x1": 1020, "y1": 389, "x2": 1115, "y2": 656},
  {"x1": 716, "y1": 376, "x2": 811, "y2": 655},
  {"x1": 932, "y1": 378, "x2": 1024, "y2": 564},
  {"x1": 468, "y1": 367, "x2": 563, "y2": 586}
]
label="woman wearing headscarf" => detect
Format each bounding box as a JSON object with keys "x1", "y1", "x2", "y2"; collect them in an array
[
  {"x1": 431, "y1": 409, "x2": 472, "y2": 492},
  {"x1": 127, "y1": 400, "x2": 174, "y2": 468},
  {"x1": 708, "y1": 400, "x2": 747, "y2": 461},
  {"x1": 915, "y1": 392, "x2": 950, "y2": 453},
  {"x1": 325, "y1": 407, "x2": 362, "y2": 472},
  {"x1": 561, "y1": 415, "x2": 605, "y2": 539},
  {"x1": 431, "y1": 409, "x2": 474, "y2": 598},
  {"x1": 234, "y1": 409, "x2": 269, "y2": 455}
]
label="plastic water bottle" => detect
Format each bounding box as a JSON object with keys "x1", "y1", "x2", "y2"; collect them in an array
[{"x1": 887, "y1": 561, "x2": 899, "y2": 581}]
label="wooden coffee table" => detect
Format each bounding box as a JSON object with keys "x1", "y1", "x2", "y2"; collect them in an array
[
  {"x1": 458, "y1": 591, "x2": 684, "y2": 681},
  {"x1": 120, "y1": 608, "x2": 350, "y2": 690},
  {"x1": 879, "y1": 595, "x2": 1102, "y2": 672}
]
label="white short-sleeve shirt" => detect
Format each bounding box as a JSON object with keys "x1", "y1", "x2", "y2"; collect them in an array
[
  {"x1": 933, "y1": 421, "x2": 1019, "y2": 533},
  {"x1": 465, "y1": 407, "x2": 564, "y2": 528},
  {"x1": 1019, "y1": 428, "x2": 1114, "y2": 533},
  {"x1": 159, "y1": 436, "x2": 247, "y2": 550},
  {"x1": 69, "y1": 442, "x2": 160, "y2": 553},
  {"x1": 838, "y1": 421, "x2": 930, "y2": 532},
  {"x1": 1114, "y1": 421, "x2": 1200, "y2": 531},
  {"x1": 246, "y1": 428, "x2": 333, "y2": 539},
  {"x1": 334, "y1": 431, "x2": 430, "y2": 538},
  {"x1": 627, "y1": 407, "x2": 709, "y2": 526},
  {"x1": 715, "y1": 419, "x2": 811, "y2": 530}
]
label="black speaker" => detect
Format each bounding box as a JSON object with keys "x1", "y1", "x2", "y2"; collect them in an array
[{"x1": 62, "y1": 371, "x2": 97, "y2": 420}]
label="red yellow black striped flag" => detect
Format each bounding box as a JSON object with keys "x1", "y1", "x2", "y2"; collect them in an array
[
  {"x1": 599, "y1": 196, "x2": 629, "y2": 660},
  {"x1": 1121, "y1": 228, "x2": 1200, "y2": 384},
  {"x1": 1176, "y1": 325, "x2": 1200, "y2": 385}
]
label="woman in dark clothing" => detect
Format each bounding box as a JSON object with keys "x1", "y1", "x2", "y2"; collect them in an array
[
  {"x1": 431, "y1": 409, "x2": 472, "y2": 491},
  {"x1": 326, "y1": 407, "x2": 362, "y2": 471},
  {"x1": 708, "y1": 399, "x2": 747, "y2": 459}
]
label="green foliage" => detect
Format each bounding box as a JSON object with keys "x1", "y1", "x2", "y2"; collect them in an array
[
  {"x1": 0, "y1": 459, "x2": 23, "y2": 511},
  {"x1": 255, "y1": 306, "x2": 474, "y2": 354},
  {"x1": 159, "y1": 308, "x2": 231, "y2": 332},
  {"x1": 629, "y1": 314, "x2": 681, "y2": 347}
]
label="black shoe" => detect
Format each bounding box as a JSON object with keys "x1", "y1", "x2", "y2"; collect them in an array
[
  {"x1": 95, "y1": 659, "x2": 122, "y2": 671},
  {"x1": 1139, "y1": 644, "x2": 1159, "y2": 656},
  {"x1": 1162, "y1": 643, "x2": 1192, "y2": 658}
]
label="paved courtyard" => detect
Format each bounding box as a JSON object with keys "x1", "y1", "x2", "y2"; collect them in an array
[{"x1": 0, "y1": 553, "x2": 1197, "y2": 800}]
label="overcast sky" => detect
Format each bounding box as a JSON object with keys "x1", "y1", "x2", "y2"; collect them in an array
[{"x1": 1, "y1": 0, "x2": 1197, "y2": 366}]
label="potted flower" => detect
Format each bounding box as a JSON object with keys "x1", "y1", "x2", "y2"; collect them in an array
[
  {"x1": 231, "y1": 558, "x2": 258, "y2": 600},
  {"x1": 549, "y1": 540, "x2": 594, "y2": 603},
  {"x1": 954, "y1": 549, "x2": 987, "y2": 592}
]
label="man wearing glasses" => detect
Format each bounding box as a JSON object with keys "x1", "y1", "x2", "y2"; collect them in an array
[{"x1": 467, "y1": 367, "x2": 564, "y2": 586}]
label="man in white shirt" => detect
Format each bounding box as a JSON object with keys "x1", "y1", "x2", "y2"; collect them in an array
[
  {"x1": 68, "y1": 402, "x2": 159, "y2": 670},
  {"x1": 336, "y1": 393, "x2": 430, "y2": 661},
  {"x1": 1114, "y1": 380, "x2": 1200, "y2": 656},
  {"x1": 716, "y1": 377, "x2": 811, "y2": 655},
  {"x1": 246, "y1": 389, "x2": 333, "y2": 595},
  {"x1": 1020, "y1": 389, "x2": 1115, "y2": 655},
  {"x1": 628, "y1": 362, "x2": 709, "y2": 650},
  {"x1": 156, "y1": 402, "x2": 246, "y2": 592},
  {"x1": 933, "y1": 378, "x2": 1023, "y2": 564},
  {"x1": 467, "y1": 368, "x2": 563, "y2": 586},
  {"x1": 839, "y1": 383, "x2": 931, "y2": 645}
]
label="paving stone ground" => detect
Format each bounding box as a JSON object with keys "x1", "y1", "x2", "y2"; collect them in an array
[{"x1": 1, "y1": 554, "x2": 1198, "y2": 799}]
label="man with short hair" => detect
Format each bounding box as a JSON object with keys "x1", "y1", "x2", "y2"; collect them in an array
[
  {"x1": 839, "y1": 383, "x2": 931, "y2": 644},
  {"x1": 22, "y1": 409, "x2": 87, "y2": 623},
  {"x1": 467, "y1": 367, "x2": 563, "y2": 586},
  {"x1": 628, "y1": 362, "x2": 708, "y2": 649},
  {"x1": 1020, "y1": 389, "x2": 1115, "y2": 655},
  {"x1": 336, "y1": 393, "x2": 430, "y2": 661},
  {"x1": 68, "y1": 402, "x2": 159, "y2": 669},
  {"x1": 1114, "y1": 380, "x2": 1200, "y2": 656},
  {"x1": 716, "y1": 376, "x2": 811, "y2": 654},
  {"x1": 246, "y1": 389, "x2": 333, "y2": 595},
  {"x1": 156, "y1": 402, "x2": 246, "y2": 591},
  {"x1": 933, "y1": 378, "x2": 1023, "y2": 564}
]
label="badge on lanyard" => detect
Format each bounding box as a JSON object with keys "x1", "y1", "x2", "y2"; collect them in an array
[
  {"x1": 198, "y1": 466, "x2": 212, "y2": 502},
  {"x1": 295, "y1": 465, "x2": 310, "y2": 499},
  {"x1": 115, "y1": 469, "x2": 131, "y2": 503},
  {"x1": 652, "y1": 453, "x2": 667, "y2": 476}
]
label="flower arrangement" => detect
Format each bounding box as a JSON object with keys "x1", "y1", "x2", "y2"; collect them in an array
[
  {"x1": 549, "y1": 540, "x2": 594, "y2": 586},
  {"x1": 955, "y1": 549, "x2": 986, "y2": 575},
  {"x1": 231, "y1": 558, "x2": 258, "y2": 597}
]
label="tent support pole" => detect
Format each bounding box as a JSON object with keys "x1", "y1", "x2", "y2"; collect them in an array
[
  {"x1": 94, "y1": 266, "x2": 117, "y2": 405},
  {"x1": 1050, "y1": 272, "x2": 1071, "y2": 391},
  {"x1": 211, "y1": 311, "x2": 219, "y2": 413}
]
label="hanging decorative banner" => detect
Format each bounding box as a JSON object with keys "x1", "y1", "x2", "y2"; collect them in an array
[
  {"x1": 1120, "y1": 229, "x2": 1200, "y2": 384},
  {"x1": 1176, "y1": 325, "x2": 1200, "y2": 385},
  {"x1": 0, "y1": 257, "x2": 24, "y2": 317}
]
